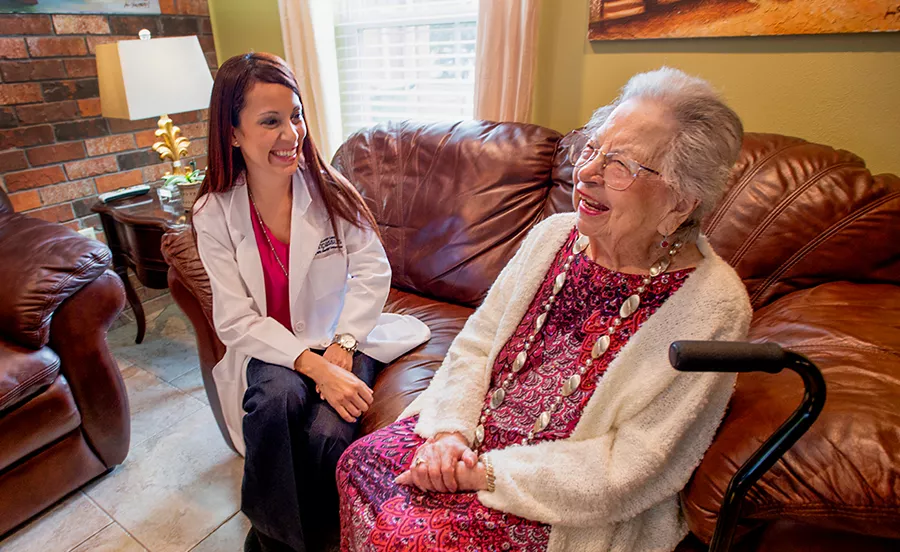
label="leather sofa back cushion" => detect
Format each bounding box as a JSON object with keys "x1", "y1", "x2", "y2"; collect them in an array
[
  {"x1": 336, "y1": 125, "x2": 900, "y2": 311},
  {"x1": 0, "y1": 214, "x2": 111, "y2": 349},
  {"x1": 701, "y1": 134, "x2": 900, "y2": 308},
  {"x1": 682, "y1": 282, "x2": 900, "y2": 541},
  {"x1": 332, "y1": 120, "x2": 564, "y2": 307}
]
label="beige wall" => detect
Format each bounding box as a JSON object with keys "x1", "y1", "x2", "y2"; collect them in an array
[
  {"x1": 208, "y1": 0, "x2": 285, "y2": 63},
  {"x1": 532, "y1": 0, "x2": 900, "y2": 176}
]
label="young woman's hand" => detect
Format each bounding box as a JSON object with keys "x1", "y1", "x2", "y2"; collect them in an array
[
  {"x1": 295, "y1": 350, "x2": 373, "y2": 422},
  {"x1": 394, "y1": 432, "x2": 478, "y2": 492},
  {"x1": 323, "y1": 343, "x2": 353, "y2": 370}
]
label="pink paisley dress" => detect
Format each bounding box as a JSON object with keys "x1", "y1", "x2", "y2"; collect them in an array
[{"x1": 337, "y1": 229, "x2": 693, "y2": 551}]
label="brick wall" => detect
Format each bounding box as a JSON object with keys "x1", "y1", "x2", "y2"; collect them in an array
[{"x1": 0, "y1": 1, "x2": 217, "y2": 316}]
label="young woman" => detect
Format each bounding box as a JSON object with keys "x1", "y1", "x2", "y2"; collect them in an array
[{"x1": 192, "y1": 53, "x2": 429, "y2": 552}]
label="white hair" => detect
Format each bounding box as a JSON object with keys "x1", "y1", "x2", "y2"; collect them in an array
[{"x1": 584, "y1": 67, "x2": 744, "y2": 243}]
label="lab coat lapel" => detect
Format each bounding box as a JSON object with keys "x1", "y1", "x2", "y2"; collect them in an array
[
  {"x1": 289, "y1": 169, "x2": 318, "y2": 320},
  {"x1": 228, "y1": 176, "x2": 267, "y2": 315}
]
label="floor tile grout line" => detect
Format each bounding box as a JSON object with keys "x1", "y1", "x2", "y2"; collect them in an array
[
  {"x1": 168, "y1": 364, "x2": 204, "y2": 386},
  {"x1": 81, "y1": 492, "x2": 152, "y2": 551},
  {"x1": 186, "y1": 510, "x2": 242, "y2": 552},
  {"x1": 111, "y1": 355, "x2": 209, "y2": 453},
  {"x1": 63, "y1": 520, "x2": 114, "y2": 552},
  {"x1": 162, "y1": 365, "x2": 204, "y2": 385},
  {"x1": 59, "y1": 493, "x2": 114, "y2": 552},
  {"x1": 115, "y1": 359, "x2": 201, "y2": 386},
  {"x1": 128, "y1": 398, "x2": 209, "y2": 451},
  {"x1": 121, "y1": 363, "x2": 204, "y2": 402}
]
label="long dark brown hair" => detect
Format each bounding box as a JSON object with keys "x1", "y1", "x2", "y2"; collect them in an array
[{"x1": 199, "y1": 52, "x2": 377, "y2": 239}]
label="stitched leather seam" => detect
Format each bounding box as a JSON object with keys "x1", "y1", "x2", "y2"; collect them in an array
[
  {"x1": 747, "y1": 504, "x2": 900, "y2": 520},
  {"x1": 750, "y1": 191, "x2": 900, "y2": 307},
  {"x1": 729, "y1": 162, "x2": 857, "y2": 266},
  {"x1": 788, "y1": 342, "x2": 900, "y2": 361},
  {"x1": 0, "y1": 359, "x2": 61, "y2": 411},
  {"x1": 31, "y1": 248, "x2": 110, "y2": 345},
  {"x1": 706, "y1": 142, "x2": 808, "y2": 234}
]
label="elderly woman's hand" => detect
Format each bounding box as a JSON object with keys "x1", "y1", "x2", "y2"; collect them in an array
[
  {"x1": 394, "y1": 432, "x2": 478, "y2": 492},
  {"x1": 454, "y1": 460, "x2": 488, "y2": 492}
]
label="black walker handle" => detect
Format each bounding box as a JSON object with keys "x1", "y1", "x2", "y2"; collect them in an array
[{"x1": 669, "y1": 341, "x2": 827, "y2": 552}]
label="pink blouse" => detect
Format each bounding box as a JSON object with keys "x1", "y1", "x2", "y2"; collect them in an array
[{"x1": 250, "y1": 197, "x2": 292, "y2": 332}]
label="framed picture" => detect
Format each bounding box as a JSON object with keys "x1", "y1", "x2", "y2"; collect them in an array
[
  {"x1": 0, "y1": 0, "x2": 161, "y2": 15},
  {"x1": 588, "y1": 0, "x2": 900, "y2": 41}
]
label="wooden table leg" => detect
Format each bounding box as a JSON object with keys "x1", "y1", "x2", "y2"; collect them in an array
[{"x1": 114, "y1": 262, "x2": 146, "y2": 344}]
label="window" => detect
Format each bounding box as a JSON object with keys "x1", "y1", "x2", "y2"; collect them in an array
[{"x1": 333, "y1": 0, "x2": 479, "y2": 139}]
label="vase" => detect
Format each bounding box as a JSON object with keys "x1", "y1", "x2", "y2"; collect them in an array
[{"x1": 179, "y1": 181, "x2": 202, "y2": 210}]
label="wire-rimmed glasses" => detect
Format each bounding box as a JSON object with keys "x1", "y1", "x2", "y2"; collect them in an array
[{"x1": 571, "y1": 137, "x2": 662, "y2": 191}]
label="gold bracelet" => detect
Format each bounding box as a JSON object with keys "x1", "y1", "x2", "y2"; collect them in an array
[{"x1": 481, "y1": 454, "x2": 495, "y2": 492}]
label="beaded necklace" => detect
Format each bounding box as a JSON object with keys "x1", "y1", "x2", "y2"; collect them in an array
[{"x1": 473, "y1": 233, "x2": 683, "y2": 452}]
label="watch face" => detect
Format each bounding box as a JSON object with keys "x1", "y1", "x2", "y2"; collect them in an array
[{"x1": 340, "y1": 335, "x2": 356, "y2": 349}]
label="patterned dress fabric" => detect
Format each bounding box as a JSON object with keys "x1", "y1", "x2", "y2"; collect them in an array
[{"x1": 337, "y1": 230, "x2": 693, "y2": 551}]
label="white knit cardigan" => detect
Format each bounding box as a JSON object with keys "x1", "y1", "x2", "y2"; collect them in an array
[{"x1": 399, "y1": 213, "x2": 752, "y2": 552}]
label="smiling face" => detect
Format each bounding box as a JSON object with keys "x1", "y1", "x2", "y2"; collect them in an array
[
  {"x1": 573, "y1": 98, "x2": 695, "y2": 263},
  {"x1": 232, "y1": 81, "x2": 306, "y2": 182}
]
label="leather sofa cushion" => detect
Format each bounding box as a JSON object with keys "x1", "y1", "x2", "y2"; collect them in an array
[
  {"x1": 360, "y1": 288, "x2": 474, "y2": 435},
  {"x1": 0, "y1": 213, "x2": 111, "y2": 349},
  {"x1": 161, "y1": 228, "x2": 214, "y2": 328},
  {"x1": 682, "y1": 282, "x2": 900, "y2": 541},
  {"x1": 0, "y1": 374, "x2": 80, "y2": 471},
  {"x1": 0, "y1": 341, "x2": 61, "y2": 414},
  {"x1": 333, "y1": 120, "x2": 564, "y2": 308}
]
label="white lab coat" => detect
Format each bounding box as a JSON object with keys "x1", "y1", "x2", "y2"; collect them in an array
[{"x1": 192, "y1": 168, "x2": 430, "y2": 455}]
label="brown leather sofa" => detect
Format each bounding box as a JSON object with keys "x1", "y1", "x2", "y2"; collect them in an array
[
  {"x1": 162, "y1": 121, "x2": 900, "y2": 550},
  {"x1": 0, "y1": 188, "x2": 129, "y2": 537}
]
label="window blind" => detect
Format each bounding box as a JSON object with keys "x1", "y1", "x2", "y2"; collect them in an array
[{"x1": 333, "y1": 0, "x2": 479, "y2": 138}]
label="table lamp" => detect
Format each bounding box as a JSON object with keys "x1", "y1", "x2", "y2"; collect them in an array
[{"x1": 95, "y1": 31, "x2": 213, "y2": 176}]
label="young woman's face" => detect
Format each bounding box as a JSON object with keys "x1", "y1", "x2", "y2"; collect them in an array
[{"x1": 232, "y1": 81, "x2": 307, "y2": 180}]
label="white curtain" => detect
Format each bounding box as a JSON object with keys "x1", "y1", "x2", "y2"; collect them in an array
[
  {"x1": 473, "y1": 0, "x2": 539, "y2": 122},
  {"x1": 277, "y1": 0, "x2": 343, "y2": 159}
]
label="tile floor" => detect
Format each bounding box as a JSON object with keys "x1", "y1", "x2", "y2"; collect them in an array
[{"x1": 1, "y1": 304, "x2": 316, "y2": 552}]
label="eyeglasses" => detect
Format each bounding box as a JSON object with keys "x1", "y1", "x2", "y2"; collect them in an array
[{"x1": 572, "y1": 142, "x2": 662, "y2": 192}]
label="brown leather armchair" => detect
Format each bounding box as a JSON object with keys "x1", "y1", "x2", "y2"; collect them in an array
[
  {"x1": 162, "y1": 122, "x2": 900, "y2": 550},
  {"x1": 0, "y1": 189, "x2": 129, "y2": 537}
]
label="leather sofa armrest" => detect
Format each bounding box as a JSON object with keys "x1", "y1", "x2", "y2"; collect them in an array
[
  {"x1": 0, "y1": 212, "x2": 112, "y2": 349},
  {"x1": 49, "y1": 270, "x2": 129, "y2": 467}
]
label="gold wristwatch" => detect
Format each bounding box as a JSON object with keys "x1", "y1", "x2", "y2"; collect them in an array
[{"x1": 332, "y1": 333, "x2": 358, "y2": 354}]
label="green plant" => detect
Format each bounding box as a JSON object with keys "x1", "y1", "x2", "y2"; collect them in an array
[{"x1": 163, "y1": 169, "x2": 205, "y2": 188}]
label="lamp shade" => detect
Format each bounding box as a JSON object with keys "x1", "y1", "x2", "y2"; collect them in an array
[{"x1": 96, "y1": 36, "x2": 213, "y2": 121}]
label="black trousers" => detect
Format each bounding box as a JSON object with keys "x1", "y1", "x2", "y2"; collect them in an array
[{"x1": 241, "y1": 353, "x2": 378, "y2": 552}]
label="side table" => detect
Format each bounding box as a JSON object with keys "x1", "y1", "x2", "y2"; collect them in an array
[{"x1": 93, "y1": 191, "x2": 188, "y2": 344}]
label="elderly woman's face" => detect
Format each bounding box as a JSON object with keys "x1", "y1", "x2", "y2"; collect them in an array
[{"x1": 573, "y1": 99, "x2": 692, "y2": 253}]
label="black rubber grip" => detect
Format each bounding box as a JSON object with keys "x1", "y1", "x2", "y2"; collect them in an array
[{"x1": 669, "y1": 341, "x2": 786, "y2": 374}]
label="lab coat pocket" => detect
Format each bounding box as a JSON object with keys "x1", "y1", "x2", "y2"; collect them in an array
[{"x1": 310, "y1": 253, "x2": 348, "y2": 299}]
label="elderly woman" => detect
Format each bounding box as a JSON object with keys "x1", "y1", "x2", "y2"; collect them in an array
[{"x1": 337, "y1": 67, "x2": 751, "y2": 551}]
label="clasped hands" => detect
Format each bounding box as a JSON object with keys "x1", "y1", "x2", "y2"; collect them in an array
[
  {"x1": 395, "y1": 432, "x2": 488, "y2": 493},
  {"x1": 295, "y1": 345, "x2": 371, "y2": 424}
]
